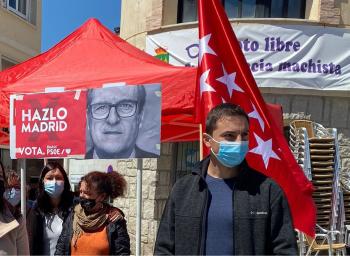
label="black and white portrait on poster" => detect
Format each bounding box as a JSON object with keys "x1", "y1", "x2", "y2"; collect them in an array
[{"x1": 85, "y1": 84, "x2": 161, "y2": 159}]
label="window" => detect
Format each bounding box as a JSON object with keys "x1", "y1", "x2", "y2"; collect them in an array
[
  {"x1": 4, "y1": 0, "x2": 37, "y2": 25},
  {"x1": 177, "y1": 0, "x2": 197, "y2": 23},
  {"x1": 1, "y1": 57, "x2": 17, "y2": 71},
  {"x1": 7, "y1": 0, "x2": 27, "y2": 18},
  {"x1": 171, "y1": 141, "x2": 200, "y2": 184},
  {"x1": 177, "y1": 0, "x2": 306, "y2": 23}
]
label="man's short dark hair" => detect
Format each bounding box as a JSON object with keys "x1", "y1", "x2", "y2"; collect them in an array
[
  {"x1": 87, "y1": 86, "x2": 146, "y2": 114},
  {"x1": 135, "y1": 86, "x2": 146, "y2": 113},
  {"x1": 205, "y1": 103, "x2": 249, "y2": 135}
]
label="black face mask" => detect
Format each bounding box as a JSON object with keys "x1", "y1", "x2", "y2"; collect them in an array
[{"x1": 80, "y1": 198, "x2": 96, "y2": 212}]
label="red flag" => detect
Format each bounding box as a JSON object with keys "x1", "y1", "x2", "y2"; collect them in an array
[{"x1": 195, "y1": 0, "x2": 316, "y2": 237}]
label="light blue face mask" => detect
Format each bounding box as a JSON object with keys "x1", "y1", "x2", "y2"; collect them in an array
[
  {"x1": 209, "y1": 136, "x2": 249, "y2": 167},
  {"x1": 44, "y1": 180, "x2": 64, "y2": 198}
]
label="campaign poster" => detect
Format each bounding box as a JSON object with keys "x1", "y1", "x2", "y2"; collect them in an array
[
  {"x1": 85, "y1": 84, "x2": 161, "y2": 159},
  {"x1": 12, "y1": 90, "x2": 86, "y2": 159}
]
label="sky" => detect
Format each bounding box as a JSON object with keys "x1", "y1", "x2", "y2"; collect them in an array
[{"x1": 41, "y1": 0, "x2": 121, "y2": 52}]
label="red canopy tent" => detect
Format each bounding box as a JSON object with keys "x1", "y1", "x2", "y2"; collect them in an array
[
  {"x1": 0, "y1": 18, "x2": 284, "y2": 144},
  {"x1": 0, "y1": 129, "x2": 9, "y2": 146},
  {"x1": 0, "y1": 18, "x2": 198, "y2": 142}
]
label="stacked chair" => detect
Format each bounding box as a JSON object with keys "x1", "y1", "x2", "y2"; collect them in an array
[
  {"x1": 309, "y1": 132, "x2": 336, "y2": 229},
  {"x1": 341, "y1": 173, "x2": 350, "y2": 227},
  {"x1": 289, "y1": 120, "x2": 346, "y2": 255},
  {"x1": 344, "y1": 191, "x2": 350, "y2": 226},
  {"x1": 303, "y1": 224, "x2": 346, "y2": 255},
  {"x1": 340, "y1": 163, "x2": 350, "y2": 250},
  {"x1": 289, "y1": 120, "x2": 312, "y2": 181}
]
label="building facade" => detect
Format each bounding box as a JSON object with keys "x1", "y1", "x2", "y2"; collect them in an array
[
  {"x1": 65, "y1": 0, "x2": 350, "y2": 254},
  {"x1": 0, "y1": 0, "x2": 42, "y2": 177},
  {"x1": 0, "y1": 0, "x2": 41, "y2": 70}
]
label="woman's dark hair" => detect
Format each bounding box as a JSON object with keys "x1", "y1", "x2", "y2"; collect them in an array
[
  {"x1": 0, "y1": 160, "x2": 6, "y2": 213},
  {"x1": 0, "y1": 160, "x2": 5, "y2": 183},
  {"x1": 80, "y1": 171, "x2": 126, "y2": 199},
  {"x1": 37, "y1": 162, "x2": 73, "y2": 214}
]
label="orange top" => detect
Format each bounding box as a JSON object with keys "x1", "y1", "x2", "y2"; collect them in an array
[{"x1": 71, "y1": 226, "x2": 109, "y2": 255}]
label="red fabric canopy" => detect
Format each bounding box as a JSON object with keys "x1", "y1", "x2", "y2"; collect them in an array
[
  {"x1": 0, "y1": 18, "x2": 284, "y2": 143},
  {"x1": 0, "y1": 93, "x2": 9, "y2": 129},
  {"x1": 0, "y1": 18, "x2": 198, "y2": 141}
]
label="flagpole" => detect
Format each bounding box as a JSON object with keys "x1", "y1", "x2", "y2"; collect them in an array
[
  {"x1": 136, "y1": 158, "x2": 143, "y2": 256},
  {"x1": 199, "y1": 124, "x2": 203, "y2": 160},
  {"x1": 20, "y1": 159, "x2": 26, "y2": 222}
]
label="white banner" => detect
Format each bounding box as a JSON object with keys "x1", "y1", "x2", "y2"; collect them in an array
[{"x1": 146, "y1": 24, "x2": 350, "y2": 91}]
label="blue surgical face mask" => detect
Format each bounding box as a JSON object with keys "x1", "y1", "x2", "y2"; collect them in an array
[
  {"x1": 209, "y1": 136, "x2": 249, "y2": 167},
  {"x1": 44, "y1": 180, "x2": 64, "y2": 198}
]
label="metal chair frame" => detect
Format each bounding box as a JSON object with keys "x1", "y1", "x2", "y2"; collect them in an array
[{"x1": 304, "y1": 225, "x2": 346, "y2": 256}]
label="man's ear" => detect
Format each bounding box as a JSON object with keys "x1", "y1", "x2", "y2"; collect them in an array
[
  {"x1": 138, "y1": 111, "x2": 144, "y2": 129},
  {"x1": 203, "y1": 133, "x2": 212, "y2": 148},
  {"x1": 86, "y1": 110, "x2": 91, "y2": 130},
  {"x1": 86, "y1": 112, "x2": 94, "y2": 151}
]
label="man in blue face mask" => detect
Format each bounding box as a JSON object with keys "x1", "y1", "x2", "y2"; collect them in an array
[{"x1": 155, "y1": 103, "x2": 297, "y2": 255}]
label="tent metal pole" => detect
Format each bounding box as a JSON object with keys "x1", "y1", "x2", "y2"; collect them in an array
[
  {"x1": 199, "y1": 124, "x2": 203, "y2": 160},
  {"x1": 136, "y1": 158, "x2": 143, "y2": 256},
  {"x1": 20, "y1": 159, "x2": 26, "y2": 222}
]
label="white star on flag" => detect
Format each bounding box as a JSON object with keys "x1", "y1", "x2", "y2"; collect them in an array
[
  {"x1": 200, "y1": 69, "x2": 215, "y2": 97},
  {"x1": 216, "y1": 64, "x2": 243, "y2": 97},
  {"x1": 199, "y1": 34, "x2": 217, "y2": 63},
  {"x1": 249, "y1": 133, "x2": 280, "y2": 169},
  {"x1": 248, "y1": 103, "x2": 265, "y2": 131}
]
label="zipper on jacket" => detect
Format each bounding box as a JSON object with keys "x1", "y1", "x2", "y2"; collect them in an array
[
  {"x1": 198, "y1": 179, "x2": 209, "y2": 255},
  {"x1": 233, "y1": 185, "x2": 237, "y2": 255}
]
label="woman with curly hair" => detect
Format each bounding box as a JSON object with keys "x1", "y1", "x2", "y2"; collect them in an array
[
  {"x1": 0, "y1": 160, "x2": 29, "y2": 255},
  {"x1": 3, "y1": 170, "x2": 21, "y2": 208},
  {"x1": 27, "y1": 161, "x2": 74, "y2": 255},
  {"x1": 55, "y1": 170, "x2": 130, "y2": 255}
]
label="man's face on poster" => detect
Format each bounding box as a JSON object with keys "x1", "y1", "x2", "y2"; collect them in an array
[{"x1": 88, "y1": 87, "x2": 142, "y2": 158}]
